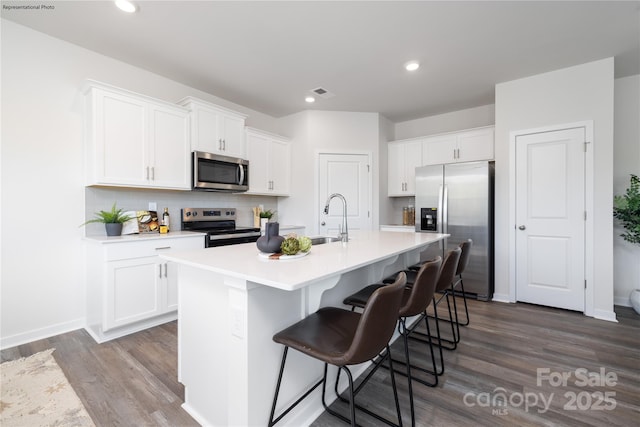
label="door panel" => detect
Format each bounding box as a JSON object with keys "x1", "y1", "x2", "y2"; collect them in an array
[
  {"x1": 516, "y1": 127, "x2": 585, "y2": 311},
  {"x1": 318, "y1": 154, "x2": 371, "y2": 237},
  {"x1": 445, "y1": 162, "x2": 492, "y2": 299}
]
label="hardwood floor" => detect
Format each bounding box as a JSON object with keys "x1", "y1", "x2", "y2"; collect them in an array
[{"x1": 2, "y1": 301, "x2": 639, "y2": 426}]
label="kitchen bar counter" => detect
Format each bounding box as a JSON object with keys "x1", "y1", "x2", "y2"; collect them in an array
[{"x1": 161, "y1": 230, "x2": 447, "y2": 427}]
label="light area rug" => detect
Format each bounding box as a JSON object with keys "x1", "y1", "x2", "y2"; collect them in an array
[{"x1": 1, "y1": 349, "x2": 95, "y2": 427}]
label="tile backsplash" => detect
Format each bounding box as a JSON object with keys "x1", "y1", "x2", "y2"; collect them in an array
[{"x1": 84, "y1": 187, "x2": 277, "y2": 236}]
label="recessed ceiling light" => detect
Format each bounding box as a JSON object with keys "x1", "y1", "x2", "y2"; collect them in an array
[
  {"x1": 305, "y1": 96, "x2": 315, "y2": 103},
  {"x1": 405, "y1": 61, "x2": 420, "y2": 71},
  {"x1": 115, "y1": 0, "x2": 137, "y2": 13}
]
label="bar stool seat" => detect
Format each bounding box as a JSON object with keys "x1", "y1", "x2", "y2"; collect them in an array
[{"x1": 268, "y1": 272, "x2": 407, "y2": 427}]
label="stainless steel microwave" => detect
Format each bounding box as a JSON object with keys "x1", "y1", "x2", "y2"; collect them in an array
[{"x1": 192, "y1": 151, "x2": 249, "y2": 192}]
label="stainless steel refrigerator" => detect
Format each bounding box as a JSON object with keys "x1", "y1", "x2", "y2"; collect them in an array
[{"x1": 415, "y1": 161, "x2": 494, "y2": 300}]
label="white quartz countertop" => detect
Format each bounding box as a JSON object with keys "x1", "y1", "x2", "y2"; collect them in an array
[
  {"x1": 84, "y1": 230, "x2": 206, "y2": 244},
  {"x1": 161, "y1": 230, "x2": 447, "y2": 291}
]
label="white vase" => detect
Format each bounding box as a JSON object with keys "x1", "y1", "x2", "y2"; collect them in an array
[
  {"x1": 630, "y1": 289, "x2": 640, "y2": 315},
  {"x1": 260, "y1": 218, "x2": 268, "y2": 236}
]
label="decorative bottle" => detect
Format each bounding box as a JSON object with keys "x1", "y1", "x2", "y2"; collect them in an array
[{"x1": 162, "y1": 208, "x2": 170, "y2": 232}]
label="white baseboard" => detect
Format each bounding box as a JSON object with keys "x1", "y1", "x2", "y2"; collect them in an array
[
  {"x1": 491, "y1": 293, "x2": 512, "y2": 303},
  {"x1": 593, "y1": 309, "x2": 618, "y2": 323},
  {"x1": 0, "y1": 318, "x2": 85, "y2": 350},
  {"x1": 614, "y1": 296, "x2": 631, "y2": 307}
]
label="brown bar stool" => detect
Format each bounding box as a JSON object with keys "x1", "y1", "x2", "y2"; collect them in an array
[
  {"x1": 268, "y1": 272, "x2": 407, "y2": 427},
  {"x1": 412, "y1": 247, "x2": 462, "y2": 351},
  {"x1": 342, "y1": 257, "x2": 442, "y2": 426},
  {"x1": 449, "y1": 239, "x2": 473, "y2": 327}
]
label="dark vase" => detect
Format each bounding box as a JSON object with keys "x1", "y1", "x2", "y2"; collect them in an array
[
  {"x1": 256, "y1": 222, "x2": 285, "y2": 253},
  {"x1": 105, "y1": 223, "x2": 123, "y2": 236}
]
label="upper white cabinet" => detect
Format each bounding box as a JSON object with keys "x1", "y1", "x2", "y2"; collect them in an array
[
  {"x1": 388, "y1": 139, "x2": 422, "y2": 196},
  {"x1": 422, "y1": 126, "x2": 494, "y2": 165},
  {"x1": 245, "y1": 127, "x2": 291, "y2": 196},
  {"x1": 178, "y1": 97, "x2": 247, "y2": 159},
  {"x1": 84, "y1": 81, "x2": 191, "y2": 190}
]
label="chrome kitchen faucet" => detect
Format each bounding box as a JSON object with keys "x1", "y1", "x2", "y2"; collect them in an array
[{"x1": 323, "y1": 193, "x2": 349, "y2": 243}]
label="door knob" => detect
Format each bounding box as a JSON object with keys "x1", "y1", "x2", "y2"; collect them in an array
[
  {"x1": 321, "y1": 221, "x2": 326, "y2": 226},
  {"x1": 518, "y1": 225, "x2": 526, "y2": 230}
]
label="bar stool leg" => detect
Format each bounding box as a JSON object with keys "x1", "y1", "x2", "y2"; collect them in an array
[{"x1": 268, "y1": 347, "x2": 288, "y2": 427}]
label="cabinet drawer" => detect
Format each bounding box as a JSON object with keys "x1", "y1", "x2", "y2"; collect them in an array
[{"x1": 103, "y1": 236, "x2": 203, "y2": 261}]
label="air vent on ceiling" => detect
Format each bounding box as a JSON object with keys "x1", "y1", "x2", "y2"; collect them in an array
[{"x1": 310, "y1": 87, "x2": 335, "y2": 99}]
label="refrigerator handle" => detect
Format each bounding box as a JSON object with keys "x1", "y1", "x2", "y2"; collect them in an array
[
  {"x1": 437, "y1": 185, "x2": 444, "y2": 234},
  {"x1": 443, "y1": 185, "x2": 449, "y2": 237}
]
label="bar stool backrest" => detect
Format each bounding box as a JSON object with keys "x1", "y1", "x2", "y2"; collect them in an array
[
  {"x1": 343, "y1": 272, "x2": 407, "y2": 365},
  {"x1": 435, "y1": 247, "x2": 462, "y2": 293},
  {"x1": 400, "y1": 256, "x2": 442, "y2": 317},
  {"x1": 456, "y1": 239, "x2": 473, "y2": 276}
]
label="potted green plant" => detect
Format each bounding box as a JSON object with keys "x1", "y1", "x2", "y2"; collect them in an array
[
  {"x1": 259, "y1": 209, "x2": 276, "y2": 219},
  {"x1": 259, "y1": 209, "x2": 276, "y2": 234},
  {"x1": 81, "y1": 202, "x2": 134, "y2": 236},
  {"x1": 614, "y1": 174, "x2": 640, "y2": 314}
]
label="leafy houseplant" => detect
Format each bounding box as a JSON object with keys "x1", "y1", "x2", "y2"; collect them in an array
[
  {"x1": 613, "y1": 174, "x2": 640, "y2": 244},
  {"x1": 81, "y1": 202, "x2": 134, "y2": 236},
  {"x1": 614, "y1": 174, "x2": 640, "y2": 314},
  {"x1": 259, "y1": 209, "x2": 276, "y2": 220}
]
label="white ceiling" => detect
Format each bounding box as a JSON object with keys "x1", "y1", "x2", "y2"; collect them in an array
[{"x1": 3, "y1": 0, "x2": 639, "y2": 122}]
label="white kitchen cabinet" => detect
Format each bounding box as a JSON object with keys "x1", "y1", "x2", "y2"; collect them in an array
[
  {"x1": 245, "y1": 127, "x2": 291, "y2": 196},
  {"x1": 85, "y1": 234, "x2": 204, "y2": 343},
  {"x1": 422, "y1": 126, "x2": 494, "y2": 165},
  {"x1": 388, "y1": 139, "x2": 422, "y2": 196},
  {"x1": 84, "y1": 81, "x2": 191, "y2": 190},
  {"x1": 178, "y1": 97, "x2": 247, "y2": 158}
]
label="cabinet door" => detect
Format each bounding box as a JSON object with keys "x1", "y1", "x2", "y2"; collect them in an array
[
  {"x1": 94, "y1": 89, "x2": 149, "y2": 185},
  {"x1": 270, "y1": 138, "x2": 291, "y2": 195},
  {"x1": 422, "y1": 134, "x2": 457, "y2": 165},
  {"x1": 219, "y1": 114, "x2": 246, "y2": 158},
  {"x1": 387, "y1": 143, "x2": 405, "y2": 196},
  {"x1": 149, "y1": 105, "x2": 191, "y2": 189},
  {"x1": 192, "y1": 106, "x2": 221, "y2": 153},
  {"x1": 246, "y1": 132, "x2": 271, "y2": 194},
  {"x1": 403, "y1": 140, "x2": 422, "y2": 195},
  {"x1": 164, "y1": 261, "x2": 178, "y2": 312},
  {"x1": 105, "y1": 257, "x2": 162, "y2": 331},
  {"x1": 457, "y1": 127, "x2": 494, "y2": 162}
]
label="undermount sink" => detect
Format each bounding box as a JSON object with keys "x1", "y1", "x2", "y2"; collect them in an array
[{"x1": 310, "y1": 236, "x2": 342, "y2": 245}]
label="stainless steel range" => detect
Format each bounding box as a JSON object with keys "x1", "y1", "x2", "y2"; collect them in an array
[{"x1": 181, "y1": 208, "x2": 261, "y2": 247}]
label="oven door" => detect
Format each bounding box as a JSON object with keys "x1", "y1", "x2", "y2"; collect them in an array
[{"x1": 193, "y1": 151, "x2": 249, "y2": 192}]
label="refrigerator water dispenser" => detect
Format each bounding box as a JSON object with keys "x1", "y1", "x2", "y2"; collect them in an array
[{"x1": 421, "y1": 208, "x2": 438, "y2": 231}]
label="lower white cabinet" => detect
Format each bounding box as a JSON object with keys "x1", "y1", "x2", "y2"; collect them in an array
[{"x1": 85, "y1": 234, "x2": 204, "y2": 342}]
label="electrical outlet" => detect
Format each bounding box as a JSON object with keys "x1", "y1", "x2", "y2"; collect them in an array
[{"x1": 148, "y1": 202, "x2": 157, "y2": 211}]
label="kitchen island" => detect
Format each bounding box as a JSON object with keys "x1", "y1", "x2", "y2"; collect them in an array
[{"x1": 161, "y1": 230, "x2": 447, "y2": 427}]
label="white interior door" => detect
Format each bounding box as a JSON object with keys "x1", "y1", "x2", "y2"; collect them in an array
[
  {"x1": 318, "y1": 153, "x2": 371, "y2": 237},
  {"x1": 515, "y1": 127, "x2": 586, "y2": 311}
]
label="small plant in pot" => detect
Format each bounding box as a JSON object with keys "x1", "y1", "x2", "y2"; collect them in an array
[
  {"x1": 81, "y1": 202, "x2": 134, "y2": 236},
  {"x1": 259, "y1": 209, "x2": 276, "y2": 221},
  {"x1": 614, "y1": 174, "x2": 640, "y2": 314}
]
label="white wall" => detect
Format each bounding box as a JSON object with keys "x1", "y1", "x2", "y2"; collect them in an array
[
  {"x1": 495, "y1": 58, "x2": 615, "y2": 320},
  {"x1": 277, "y1": 110, "x2": 381, "y2": 234},
  {"x1": 613, "y1": 74, "x2": 640, "y2": 305},
  {"x1": 394, "y1": 104, "x2": 495, "y2": 140},
  {"x1": 0, "y1": 20, "x2": 280, "y2": 348},
  {"x1": 378, "y1": 115, "x2": 395, "y2": 225}
]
